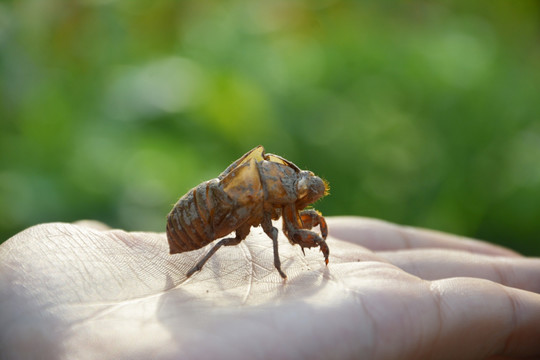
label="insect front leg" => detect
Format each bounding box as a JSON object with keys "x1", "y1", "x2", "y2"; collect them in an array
[
  {"x1": 288, "y1": 229, "x2": 329, "y2": 265},
  {"x1": 186, "y1": 235, "x2": 243, "y2": 278},
  {"x1": 299, "y1": 209, "x2": 328, "y2": 239},
  {"x1": 283, "y1": 206, "x2": 329, "y2": 265},
  {"x1": 262, "y1": 212, "x2": 287, "y2": 279}
]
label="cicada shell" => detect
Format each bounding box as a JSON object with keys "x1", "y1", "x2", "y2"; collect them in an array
[{"x1": 166, "y1": 146, "x2": 329, "y2": 279}]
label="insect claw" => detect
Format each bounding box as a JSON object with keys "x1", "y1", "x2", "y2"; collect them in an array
[
  {"x1": 319, "y1": 241, "x2": 330, "y2": 266},
  {"x1": 301, "y1": 246, "x2": 306, "y2": 256}
]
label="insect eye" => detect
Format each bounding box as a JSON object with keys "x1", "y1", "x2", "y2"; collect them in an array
[{"x1": 297, "y1": 177, "x2": 309, "y2": 198}]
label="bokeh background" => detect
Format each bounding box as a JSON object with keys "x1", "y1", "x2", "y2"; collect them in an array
[{"x1": 1, "y1": 0, "x2": 539, "y2": 254}]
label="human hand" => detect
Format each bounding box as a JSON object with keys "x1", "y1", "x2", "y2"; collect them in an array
[{"x1": 1, "y1": 217, "x2": 539, "y2": 359}]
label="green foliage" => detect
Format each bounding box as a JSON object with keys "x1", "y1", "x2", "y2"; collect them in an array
[{"x1": 1, "y1": 0, "x2": 539, "y2": 254}]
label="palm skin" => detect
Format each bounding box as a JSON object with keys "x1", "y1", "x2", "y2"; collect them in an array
[{"x1": 1, "y1": 217, "x2": 539, "y2": 359}]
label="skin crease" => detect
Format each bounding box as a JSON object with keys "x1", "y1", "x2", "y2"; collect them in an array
[{"x1": 0, "y1": 217, "x2": 539, "y2": 360}]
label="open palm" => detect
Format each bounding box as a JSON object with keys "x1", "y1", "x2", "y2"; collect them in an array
[{"x1": 1, "y1": 217, "x2": 539, "y2": 359}]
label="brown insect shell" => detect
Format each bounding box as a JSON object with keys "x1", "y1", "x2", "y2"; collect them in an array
[
  {"x1": 219, "y1": 156, "x2": 299, "y2": 230},
  {"x1": 167, "y1": 146, "x2": 308, "y2": 255},
  {"x1": 256, "y1": 159, "x2": 299, "y2": 206},
  {"x1": 166, "y1": 160, "x2": 265, "y2": 255},
  {"x1": 215, "y1": 158, "x2": 265, "y2": 232},
  {"x1": 221, "y1": 158, "x2": 264, "y2": 206}
]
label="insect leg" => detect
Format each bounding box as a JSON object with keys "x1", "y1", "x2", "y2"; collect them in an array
[
  {"x1": 299, "y1": 209, "x2": 328, "y2": 239},
  {"x1": 262, "y1": 213, "x2": 287, "y2": 279},
  {"x1": 283, "y1": 206, "x2": 329, "y2": 265},
  {"x1": 186, "y1": 236, "x2": 242, "y2": 278},
  {"x1": 288, "y1": 229, "x2": 329, "y2": 265}
]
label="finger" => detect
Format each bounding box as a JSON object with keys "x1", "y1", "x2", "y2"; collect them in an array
[
  {"x1": 379, "y1": 249, "x2": 540, "y2": 294},
  {"x1": 72, "y1": 219, "x2": 112, "y2": 231},
  {"x1": 428, "y1": 278, "x2": 540, "y2": 359},
  {"x1": 327, "y1": 216, "x2": 520, "y2": 257},
  {"x1": 333, "y1": 268, "x2": 540, "y2": 359}
]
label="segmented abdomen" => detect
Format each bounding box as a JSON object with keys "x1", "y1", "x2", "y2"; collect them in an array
[{"x1": 166, "y1": 180, "x2": 219, "y2": 254}]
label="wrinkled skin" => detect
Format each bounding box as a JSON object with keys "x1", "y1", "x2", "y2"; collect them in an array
[{"x1": 1, "y1": 217, "x2": 540, "y2": 360}]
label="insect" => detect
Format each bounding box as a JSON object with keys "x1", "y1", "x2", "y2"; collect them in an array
[{"x1": 166, "y1": 145, "x2": 329, "y2": 279}]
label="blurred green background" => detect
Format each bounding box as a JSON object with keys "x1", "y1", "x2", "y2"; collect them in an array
[{"x1": 1, "y1": 0, "x2": 539, "y2": 254}]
